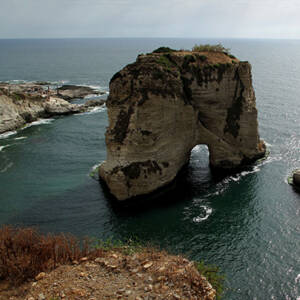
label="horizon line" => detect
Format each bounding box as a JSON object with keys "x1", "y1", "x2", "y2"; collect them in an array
[{"x1": 0, "y1": 36, "x2": 299, "y2": 41}]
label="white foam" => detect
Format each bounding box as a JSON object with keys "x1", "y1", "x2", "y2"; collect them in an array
[
  {"x1": 84, "y1": 93, "x2": 103, "y2": 99},
  {"x1": 14, "y1": 136, "x2": 27, "y2": 140},
  {"x1": 81, "y1": 84, "x2": 108, "y2": 91},
  {"x1": 0, "y1": 131, "x2": 17, "y2": 139},
  {"x1": 91, "y1": 163, "x2": 101, "y2": 171},
  {"x1": 22, "y1": 118, "x2": 54, "y2": 129},
  {"x1": 8, "y1": 79, "x2": 28, "y2": 84},
  {"x1": 76, "y1": 106, "x2": 106, "y2": 116},
  {"x1": 264, "y1": 141, "x2": 272, "y2": 148},
  {"x1": 0, "y1": 145, "x2": 9, "y2": 152},
  {"x1": 89, "y1": 162, "x2": 102, "y2": 180},
  {"x1": 193, "y1": 206, "x2": 213, "y2": 222}
]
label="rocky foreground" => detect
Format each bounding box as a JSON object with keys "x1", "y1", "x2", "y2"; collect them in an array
[
  {"x1": 0, "y1": 83, "x2": 105, "y2": 134},
  {"x1": 0, "y1": 248, "x2": 216, "y2": 300},
  {"x1": 100, "y1": 49, "x2": 266, "y2": 200}
]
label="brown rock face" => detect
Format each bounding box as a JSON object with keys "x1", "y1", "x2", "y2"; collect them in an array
[{"x1": 99, "y1": 51, "x2": 266, "y2": 200}]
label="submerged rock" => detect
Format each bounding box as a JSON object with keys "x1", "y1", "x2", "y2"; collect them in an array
[{"x1": 99, "y1": 50, "x2": 266, "y2": 200}]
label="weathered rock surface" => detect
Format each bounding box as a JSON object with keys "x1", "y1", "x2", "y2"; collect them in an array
[
  {"x1": 0, "y1": 88, "x2": 105, "y2": 134},
  {"x1": 99, "y1": 50, "x2": 266, "y2": 200},
  {"x1": 293, "y1": 169, "x2": 300, "y2": 188},
  {"x1": 57, "y1": 85, "x2": 104, "y2": 101}
]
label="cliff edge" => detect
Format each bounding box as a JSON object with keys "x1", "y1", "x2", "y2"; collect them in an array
[{"x1": 99, "y1": 49, "x2": 266, "y2": 200}]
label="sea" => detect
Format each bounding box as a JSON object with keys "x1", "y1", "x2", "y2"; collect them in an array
[{"x1": 0, "y1": 38, "x2": 299, "y2": 299}]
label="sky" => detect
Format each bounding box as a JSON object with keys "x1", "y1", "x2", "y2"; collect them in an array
[{"x1": 0, "y1": 0, "x2": 300, "y2": 39}]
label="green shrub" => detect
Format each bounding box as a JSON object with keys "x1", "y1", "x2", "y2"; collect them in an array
[
  {"x1": 156, "y1": 55, "x2": 174, "y2": 70},
  {"x1": 195, "y1": 260, "x2": 225, "y2": 299},
  {"x1": 11, "y1": 92, "x2": 25, "y2": 101},
  {"x1": 192, "y1": 43, "x2": 230, "y2": 54},
  {"x1": 229, "y1": 54, "x2": 236, "y2": 59},
  {"x1": 152, "y1": 47, "x2": 177, "y2": 53},
  {"x1": 199, "y1": 55, "x2": 207, "y2": 62}
]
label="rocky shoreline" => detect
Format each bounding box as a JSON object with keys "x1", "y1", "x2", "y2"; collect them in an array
[{"x1": 0, "y1": 83, "x2": 106, "y2": 134}]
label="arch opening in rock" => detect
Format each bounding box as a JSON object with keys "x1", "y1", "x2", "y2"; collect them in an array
[
  {"x1": 188, "y1": 144, "x2": 211, "y2": 183},
  {"x1": 99, "y1": 50, "x2": 266, "y2": 200}
]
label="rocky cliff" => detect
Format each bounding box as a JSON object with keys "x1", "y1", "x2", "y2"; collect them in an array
[{"x1": 99, "y1": 50, "x2": 266, "y2": 200}]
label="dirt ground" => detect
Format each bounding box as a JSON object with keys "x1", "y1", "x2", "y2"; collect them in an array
[{"x1": 0, "y1": 248, "x2": 216, "y2": 300}]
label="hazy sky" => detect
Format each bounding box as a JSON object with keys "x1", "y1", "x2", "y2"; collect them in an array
[{"x1": 1, "y1": 0, "x2": 300, "y2": 39}]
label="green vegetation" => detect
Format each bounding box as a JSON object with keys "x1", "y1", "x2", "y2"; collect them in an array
[
  {"x1": 11, "y1": 92, "x2": 25, "y2": 102},
  {"x1": 287, "y1": 169, "x2": 297, "y2": 185},
  {"x1": 228, "y1": 54, "x2": 236, "y2": 59},
  {"x1": 198, "y1": 55, "x2": 207, "y2": 62},
  {"x1": 92, "y1": 237, "x2": 144, "y2": 256},
  {"x1": 152, "y1": 46, "x2": 177, "y2": 53},
  {"x1": 156, "y1": 54, "x2": 174, "y2": 70},
  {"x1": 89, "y1": 165, "x2": 100, "y2": 180},
  {"x1": 192, "y1": 43, "x2": 230, "y2": 54},
  {"x1": 195, "y1": 261, "x2": 225, "y2": 299}
]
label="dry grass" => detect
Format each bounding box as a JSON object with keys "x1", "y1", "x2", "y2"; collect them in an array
[{"x1": 0, "y1": 226, "x2": 89, "y2": 284}]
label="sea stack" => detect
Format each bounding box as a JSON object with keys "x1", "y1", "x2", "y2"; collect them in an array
[{"x1": 99, "y1": 49, "x2": 266, "y2": 200}]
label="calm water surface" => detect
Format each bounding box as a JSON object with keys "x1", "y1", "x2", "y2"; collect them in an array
[{"x1": 0, "y1": 38, "x2": 299, "y2": 299}]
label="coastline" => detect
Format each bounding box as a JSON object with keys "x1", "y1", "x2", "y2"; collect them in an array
[{"x1": 0, "y1": 82, "x2": 106, "y2": 135}]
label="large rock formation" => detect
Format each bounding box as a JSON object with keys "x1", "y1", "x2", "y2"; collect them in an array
[{"x1": 99, "y1": 50, "x2": 266, "y2": 200}]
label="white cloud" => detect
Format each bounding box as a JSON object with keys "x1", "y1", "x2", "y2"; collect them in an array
[{"x1": 0, "y1": 0, "x2": 299, "y2": 38}]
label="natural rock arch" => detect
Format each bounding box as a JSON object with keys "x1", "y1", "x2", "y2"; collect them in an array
[{"x1": 99, "y1": 50, "x2": 266, "y2": 200}]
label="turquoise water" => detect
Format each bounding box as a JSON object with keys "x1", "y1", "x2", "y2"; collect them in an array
[{"x1": 0, "y1": 38, "x2": 299, "y2": 299}]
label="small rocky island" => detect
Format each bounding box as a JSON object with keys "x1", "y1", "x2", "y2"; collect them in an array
[
  {"x1": 99, "y1": 47, "x2": 266, "y2": 200},
  {"x1": 289, "y1": 169, "x2": 300, "y2": 191},
  {"x1": 0, "y1": 83, "x2": 105, "y2": 134}
]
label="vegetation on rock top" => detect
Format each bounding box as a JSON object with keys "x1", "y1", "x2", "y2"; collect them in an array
[
  {"x1": 192, "y1": 43, "x2": 231, "y2": 54},
  {"x1": 152, "y1": 46, "x2": 177, "y2": 53}
]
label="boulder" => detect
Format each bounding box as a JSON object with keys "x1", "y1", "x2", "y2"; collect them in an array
[
  {"x1": 293, "y1": 169, "x2": 300, "y2": 188},
  {"x1": 57, "y1": 85, "x2": 104, "y2": 101},
  {"x1": 98, "y1": 50, "x2": 266, "y2": 200},
  {"x1": 84, "y1": 99, "x2": 105, "y2": 107}
]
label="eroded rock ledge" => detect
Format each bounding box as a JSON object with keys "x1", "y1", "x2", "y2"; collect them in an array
[{"x1": 99, "y1": 50, "x2": 266, "y2": 200}]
